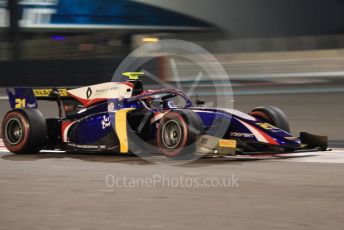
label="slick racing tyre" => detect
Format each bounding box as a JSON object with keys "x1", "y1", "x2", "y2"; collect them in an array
[
  {"x1": 1, "y1": 108, "x2": 47, "y2": 154},
  {"x1": 250, "y1": 106, "x2": 290, "y2": 132},
  {"x1": 157, "y1": 110, "x2": 204, "y2": 159}
]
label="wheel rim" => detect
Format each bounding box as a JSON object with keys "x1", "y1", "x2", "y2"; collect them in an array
[
  {"x1": 161, "y1": 120, "x2": 182, "y2": 149},
  {"x1": 5, "y1": 118, "x2": 24, "y2": 145}
]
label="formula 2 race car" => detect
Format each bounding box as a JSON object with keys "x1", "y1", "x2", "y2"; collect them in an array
[{"x1": 1, "y1": 72, "x2": 327, "y2": 158}]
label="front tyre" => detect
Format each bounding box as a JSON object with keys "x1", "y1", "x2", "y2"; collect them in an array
[
  {"x1": 250, "y1": 106, "x2": 290, "y2": 132},
  {"x1": 1, "y1": 108, "x2": 47, "y2": 154},
  {"x1": 157, "y1": 110, "x2": 204, "y2": 159}
]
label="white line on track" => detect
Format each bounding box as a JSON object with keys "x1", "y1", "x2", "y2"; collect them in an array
[
  {"x1": 272, "y1": 148, "x2": 344, "y2": 164},
  {"x1": 0, "y1": 139, "x2": 343, "y2": 163}
]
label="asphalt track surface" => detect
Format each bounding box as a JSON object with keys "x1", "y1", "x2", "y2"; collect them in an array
[{"x1": 0, "y1": 77, "x2": 343, "y2": 230}]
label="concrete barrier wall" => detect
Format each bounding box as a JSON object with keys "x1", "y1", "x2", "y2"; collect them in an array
[
  {"x1": 163, "y1": 49, "x2": 344, "y2": 81},
  {"x1": 1, "y1": 48, "x2": 344, "y2": 87}
]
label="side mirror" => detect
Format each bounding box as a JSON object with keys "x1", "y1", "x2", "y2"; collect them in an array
[{"x1": 196, "y1": 99, "x2": 205, "y2": 107}]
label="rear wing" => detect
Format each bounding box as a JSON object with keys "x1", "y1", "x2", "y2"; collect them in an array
[
  {"x1": 32, "y1": 88, "x2": 69, "y2": 99},
  {"x1": 6, "y1": 88, "x2": 71, "y2": 109}
]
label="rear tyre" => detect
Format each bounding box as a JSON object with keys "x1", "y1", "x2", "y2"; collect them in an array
[
  {"x1": 157, "y1": 110, "x2": 204, "y2": 159},
  {"x1": 250, "y1": 106, "x2": 290, "y2": 132},
  {"x1": 1, "y1": 108, "x2": 47, "y2": 154}
]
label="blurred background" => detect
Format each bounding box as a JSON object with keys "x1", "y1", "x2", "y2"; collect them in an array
[{"x1": 0, "y1": 0, "x2": 343, "y2": 144}]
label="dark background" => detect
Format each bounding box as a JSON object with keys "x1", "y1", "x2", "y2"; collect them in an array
[{"x1": 1, "y1": 0, "x2": 344, "y2": 86}]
